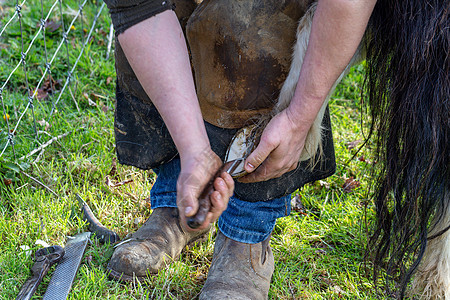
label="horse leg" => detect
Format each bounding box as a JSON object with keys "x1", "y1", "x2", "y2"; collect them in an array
[{"x1": 410, "y1": 191, "x2": 450, "y2": 299}]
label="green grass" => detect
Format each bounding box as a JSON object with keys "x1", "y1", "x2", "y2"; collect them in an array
[{"x1": 1, "y1": 2, "x2": 383, "y2": 299}]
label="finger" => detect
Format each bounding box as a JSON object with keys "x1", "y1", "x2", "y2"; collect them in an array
[
  {"x1": 213, "y1": 178, "x2": 226, "y2": 199},
  {"x1": 220, "y1": 172, "x2": 235, "y2": 198},
  {"x1": 210, "y1": 190, "x2": 225, "y2": 217},
  {"x1": 239, "y1": 162, "x2": 270, "y2": 183},
  {"x1": 239, "y1": 160, "x2": 289, "y2": 183},
  {"x1": 210, "y1": 178, "x2": 229, "y2": 214},
  {"x1": 214, "y1": 177, "x2": 231, "y2": 199},
  {"x1": 209, "y1": 174, "x2": 234, "y2": 221},
  {"x1": 244, "y1": 137, "x2": 275, "y2": 174}
]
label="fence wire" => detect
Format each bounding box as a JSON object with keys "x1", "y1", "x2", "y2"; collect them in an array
[{"x1": 0, "y1": 0, "x2": 107, "y2": 161}]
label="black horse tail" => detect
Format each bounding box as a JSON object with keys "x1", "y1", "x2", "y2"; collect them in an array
[{"x1": 364, "y1": 0, "x2": 449, "y2": 298}]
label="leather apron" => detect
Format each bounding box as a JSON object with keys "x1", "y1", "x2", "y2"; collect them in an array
[{"x1": 113, "y1": 0, "x2": 336, "y2": 201}]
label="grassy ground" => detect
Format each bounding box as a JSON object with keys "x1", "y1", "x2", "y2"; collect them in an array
[{"x1": 1, "y1": 2, "x2": 383, "y2": 299}]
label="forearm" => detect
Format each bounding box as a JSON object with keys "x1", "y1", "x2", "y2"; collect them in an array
[
  {"x1": 117, "y1": 10, "x2": 209, "y2": 162},
  {"x1": 287, "y1": 0, "x2": 376, "y2": 126}
]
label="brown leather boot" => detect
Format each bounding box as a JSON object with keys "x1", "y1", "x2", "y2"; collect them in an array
[
  {"x1": 107, "y1": 207, "x2": 212, "y2": 282},
  {"x1": 199, "y1": 231, "x2": 274, "y2": 300}
]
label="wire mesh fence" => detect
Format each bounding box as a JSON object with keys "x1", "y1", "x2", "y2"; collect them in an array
[{"x1": 0, "y1": 0, "x2": 109, "y2": 163}]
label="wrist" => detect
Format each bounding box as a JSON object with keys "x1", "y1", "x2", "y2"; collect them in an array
[
  {"x1": 178, "y1": 141, "x2": 213, "y2": 166},
  {"x1": 285, "y1": 96, "x2": 322, "y2": 131}
]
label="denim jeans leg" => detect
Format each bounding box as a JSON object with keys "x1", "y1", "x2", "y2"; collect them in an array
[
  {"x1": 150, "y1": 158, "x2": 180, "y2": 209},
  {"x1": 150, "y1": 158, "x2": 292, "y2": 244},
  {"x1": 218, "y1": 194, "x2": 291, "y2": 244}
]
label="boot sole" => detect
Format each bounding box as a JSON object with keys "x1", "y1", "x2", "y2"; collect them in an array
[{"x1": 107, "y1": 227, "x2": 215, "y2": 283}]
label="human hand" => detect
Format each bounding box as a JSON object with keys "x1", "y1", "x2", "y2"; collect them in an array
[
  {"x1": 239, "y1": 108, "x2": 310, "y2": 183},
  {"x1": 177, "y1": 148, "x2": 235, "y2": 231}
]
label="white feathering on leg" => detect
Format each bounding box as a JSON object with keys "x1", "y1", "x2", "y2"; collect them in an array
[
  {"x1": 275, "y1": 3, "x2": 363, "y2": 164},
  {"x1": 411, "y1": 191, "x2": 450, "y2": 299}
]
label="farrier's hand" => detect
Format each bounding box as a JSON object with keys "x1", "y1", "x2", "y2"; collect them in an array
[
  {"x1": 239, "y1": 108, "x2": 310, "y2": 183},
  {"x1": 177, "y1": 148, "x2": 235, "y2": 231}
]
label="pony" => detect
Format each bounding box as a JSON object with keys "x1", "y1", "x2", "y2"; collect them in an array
[{"x1": 273, "y1": 1, "x2": 449, "y2": 298}]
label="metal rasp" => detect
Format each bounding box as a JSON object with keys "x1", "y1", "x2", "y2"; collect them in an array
[{"x1": 42, "y1": 232, "x2": 91, "y2": 300}]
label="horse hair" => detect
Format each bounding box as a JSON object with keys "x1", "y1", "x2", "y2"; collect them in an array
[{"x1": 363, "y1": 0, "x2": 449, "y2": 298}]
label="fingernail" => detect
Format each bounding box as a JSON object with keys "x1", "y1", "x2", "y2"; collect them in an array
[
  {"x1": 185, "y1": 206, "x2": 192, "y2": 215},
  {"x1": 246, "y1": 162, "x2": 254, "y2": 170},
  {"x1": 219, "y1": 180, "x2": 225, "y2": 186}
]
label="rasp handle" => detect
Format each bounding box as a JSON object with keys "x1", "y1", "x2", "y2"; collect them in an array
[
  {"x1": 16, "y1": 271, "x2": 47, "y2": 300},
  {"x1": 16, "y1": 246, "x2": 64, "y2": 300}
]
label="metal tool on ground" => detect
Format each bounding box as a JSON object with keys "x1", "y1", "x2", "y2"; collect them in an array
[
  {"x1": 76, "y1": 193, "x2": 120, "y2": 244},
  {"x1": 16, "y1": 245, "x2": 65, "y2": 300},
  {"x1": 42, "y1": 232, "x2": 91, "y2": 300}
]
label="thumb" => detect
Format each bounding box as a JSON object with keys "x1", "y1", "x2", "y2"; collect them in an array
[
  {"x1": 182, "y1": 188, "x2": 199, "y2": 217},
  {"x1": 177, "y1": 175, "x2": 200, "y2": 217},
  {"x1": 244, "y1": 138, "x2": 274, "y2": 173}
]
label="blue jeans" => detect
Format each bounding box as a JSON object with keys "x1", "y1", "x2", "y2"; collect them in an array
[{"x1": 150, "y1": 158, "x2": 291, "y2": 244}]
